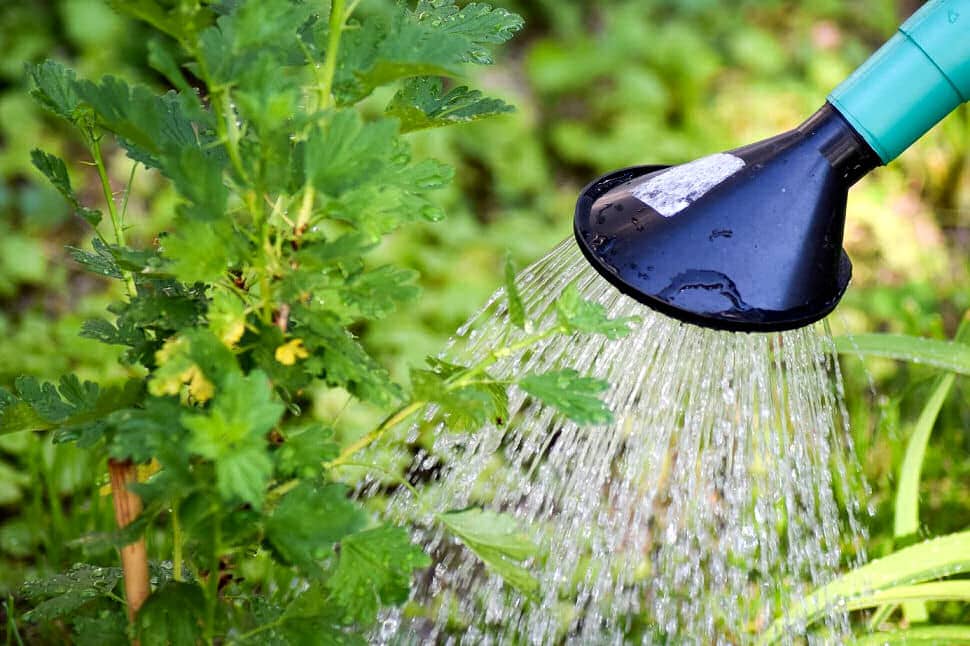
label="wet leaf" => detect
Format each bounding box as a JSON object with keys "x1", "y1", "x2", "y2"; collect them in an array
[
  {"x1": 327, "y1": 526, "x2": 430, "y2": 624},
  {"x1": 556, "y1": 283, "x2": 638, "y2": 339},
  {"x1": 135, "y1": 581, "x2": 205, "y2": 646},
  {"x1": 266, "y1": 482, "x2": 366, "y2": 574},
  {"x1": 518, "y1": 369, "x2": 612, "y2": 425},
  {"x1": 21, "y1": 564, "x2": 123, "y2": 622},
  {"x1": 31, "y1": 149, "x2": 102, "y2": 225},
  {"x1": 387, "y1": 77, "x2": 514, "y2": 132},
  {"x1": 437, "y1": 507, "x2": 539, "y2": 597}
]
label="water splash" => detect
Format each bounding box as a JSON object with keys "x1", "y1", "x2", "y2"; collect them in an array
[{"x1": 365, "y1": 238, "x2": 869, "y2": 644}]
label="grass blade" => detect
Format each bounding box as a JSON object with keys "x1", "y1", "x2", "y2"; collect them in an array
[
  {"x1": 851, "y1": 624, "x2": 970, "y2": 645},
  {"x1": 845, "y1": 581, "x2": 970, "y2": 610},
  {"x1": 758, "y1": 531, "x2": 970, "y2": 644},
  {"x1": 888, "y1": 314, "x2": 968, "y2": 622},
  {"x1": 834, "y1": 333, "x2": 970, "y2": 376}
]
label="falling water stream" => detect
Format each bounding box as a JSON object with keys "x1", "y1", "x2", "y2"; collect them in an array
[{"x1": 365, "y1": 239, "x2": 869, "y2": 644}]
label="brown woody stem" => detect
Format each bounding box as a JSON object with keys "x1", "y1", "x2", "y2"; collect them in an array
[{"x1": 108, "y1": 459, "x2": 150, "y2": 626}]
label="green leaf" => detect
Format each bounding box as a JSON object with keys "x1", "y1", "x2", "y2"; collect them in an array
[
  {"x1": 759, "y1": 531, "x2": 970, "y2": 644},
  {"x1": 333, "y1": 1, "x2": 522, "y2": 104},
  {"x1": 275, "y1": 584, "x2": 364, "y2": 646},
  {"x1": 437, "y1": 508, "x2": 539, "y2": 597},
  {"x1": 160, "y1": 220, "x2": 237, "y2": 284},
  {"x1": 73, "y1": 75, "x2": 199, "y2": 172},
  {"x1": 229, "y1": 0, "x2": 315, "y2": 53},
  {"x1": 266, "y1": 482, "x2": 366, "y2": 574},
  {"x1": 413, "y1": 1, "x2": 524, "y2": 64},
  {"x1": 327, "y1": 526, "x2": 430, "y2": 624},
  {"x1": 148, "y1": 328, "x2": 237, "y2": 400},
  {"x1": 834, "y1": 333, "x2": 970, "y2": 376},
  {"x1": 301, "y1": 312, "x2": 403, "y2": 406},
  {"x1": 146, "y1": 38, "x2": 196, "y2": 98},
  {"x1": 835, "y1": 581, "x2": 970, "y2": 610},
  {"x1": 72, "y1": 612, "x2": 129, "y2": 646},
  {"x1": 302, "y1": 111, "x2": 452, "y2": 239},
  {"x1": 519, "y1": 369, "x2": 612, "y2": 425},
  {"x1": 339, "y1": 265, "x2": 420, "y2": 320},
  {"x1": 120, "y1": 281, "x2": 208, "y2": 339},
  {"x1": 107, "y1": 397, "x2": 187, "y2": 464},
  {"x1": 21, "y1": 563, "x2": 123, "y2": 622},
  {"x1": 411, "y1": 365, "x2": 508, "y2": 431},
  {"x1": 851, "y1": 625, "x2": 970, "y2": 645},
  {"x1": 81, "y1": 318, "x2": 145, "y2": 348},
  {"x1": 504, "y1": 252, "x2": 525, "y2": 329},
  {"x1": 30, "y1": 149, "x2": 102, "y2": 225},
  {"x1": 27, "y1": 60, "x2": 81, "y2": 122},
  {"x1": 135, "y1": 582, "x2": 205, "y2": 646},
  {"x1": 108, "y1": 0, "x2": 212, "y2": 44},
  {"x1": 387, "y1": 77, "x2": 514, "y2": 132},
  {"x1": 205, "y1": 289, "x2": 247, "y2": 348},
  {"x1": 895, "y1": 382, "x2": 953, "y2": 622},
  {"x1": 0, "y1": 375, "x2": 142, "y2": 441},
  {"x1": 182, "y1": 370, "x2": 284, "y2": 508},
  {"x1": 556, "y1": 284, "x2": 638, "y2": 339},
  {"x1": 67, "y1": 238, "x2": 123, "y2": 279},
  {"x1": 275, "y1": 425, "x2": 339, "y2": 477},
  {"x1": 305, "y1": 112, "x2": 399, "y2": 197}
]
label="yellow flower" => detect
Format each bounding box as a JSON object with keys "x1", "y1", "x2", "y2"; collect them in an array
[
  {"x1": 149, "y1": 336, "x2": 214, "y2": 402},
  {"x1": 218, "y1": 319, "x2": 246, "y2": 347},
  {"x1": 275, "y1": 338, "x2": 309, "y2": 365},
  {"x1": 184, "y1": 365, "x2": 215, "y2": 402}
]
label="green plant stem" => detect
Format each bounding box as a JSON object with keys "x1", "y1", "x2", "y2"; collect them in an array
[
  {"x1": 327, "y1": 400, "x2": 425, "y2": 469},
  {"x1": 294, "y1": 185, "x2": 315, "y2": 240},
  {"x1": 249, "y1": 190, "x2": 275, "y2": 326},
  {"x1": 91, "y1": 137, "x2": 137, "y2": 296},
  {"x1": 327, "y1": 326, "x2": 558, "y2": 470},
  {"x1": 447, "y1": 327, "x2": 558, "y2": 388},
  {"x1": 120, "y1": 162, "x2": 138, "y2": 226},
  {"x1": 319, "y1": 0, "x2": 347, "y2": 109},
  {"x1": 216, "y1": 89, "x2": 248, "y2": 183},
  {"x1": 172, "y1": 506, "x2": 184, "y2": 582}
]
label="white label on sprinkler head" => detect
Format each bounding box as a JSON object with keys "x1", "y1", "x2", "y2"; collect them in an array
[{"x1": 631, "y1": 153, "x2": 745, "y2": 217}]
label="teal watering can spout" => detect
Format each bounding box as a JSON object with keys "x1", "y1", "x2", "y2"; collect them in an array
[
  {"x1": 573, "y1": 0, "x2": 969, "y2": 333},
  {"x1": 829, "y1": 0, "x2": 970, "y2": 163}
]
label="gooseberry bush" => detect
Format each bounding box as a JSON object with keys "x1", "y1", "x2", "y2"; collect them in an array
[{"x1": 0, "y1": 1, "x2": 634, "y2": 642}]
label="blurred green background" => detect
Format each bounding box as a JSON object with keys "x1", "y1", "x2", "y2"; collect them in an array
[{"x1": 0, "y1": 0, "x2": 968, "y2": 620}]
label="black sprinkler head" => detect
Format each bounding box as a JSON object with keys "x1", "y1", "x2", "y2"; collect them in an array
[{"x1": 574, "y1": 103, "x2": 881, "y2": 333}]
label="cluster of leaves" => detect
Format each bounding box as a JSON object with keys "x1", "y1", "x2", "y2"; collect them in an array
[{"x1": 0, "y1": 0, "x2": 637, "y2": 642}]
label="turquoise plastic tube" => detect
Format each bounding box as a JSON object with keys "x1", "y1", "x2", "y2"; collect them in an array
[{"x1": 828, "y1": 0, "x2": 970, "y2": 163}]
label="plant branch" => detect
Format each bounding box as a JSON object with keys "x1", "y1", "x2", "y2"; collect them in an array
[
  {"x1": 327, "y1": 400, "x2": 425, "y2": 469},
  {"x1": 216, "y1": 88, "x2": 249, "y2": 183},
  {"x1": 91, "y1": 138, "x2": 137, "y2": 296},
  {"x1": 327, "y1": 326, "x2": 560, "y2": 469},
  {"x1": 319, "y1": 0, "x2": 347, "y2": 109}
]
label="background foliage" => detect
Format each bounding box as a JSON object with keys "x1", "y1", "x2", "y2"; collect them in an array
[{"x1": 0, "y1": 0, "x2": 968, "y2": 642}]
